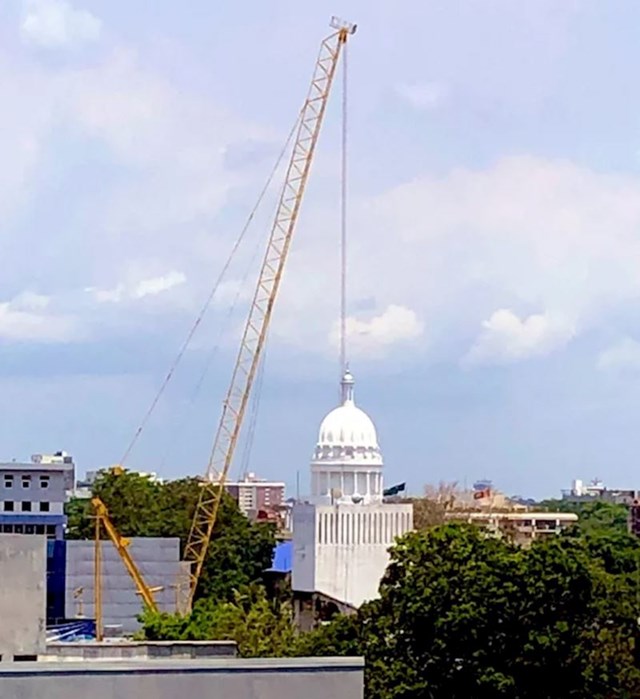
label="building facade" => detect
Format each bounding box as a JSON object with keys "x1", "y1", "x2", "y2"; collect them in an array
[
  {"x1": 447, "y1": 511, "x2": 578, "y2": 546},
  {"x1": 292, "y1": 370, "x2": 413, "y2": 611},
  {"x1": 225, "y1": 473, "x2": 285, "y2": 518},
  {"x1": 0, "y1": 452, "x2": 75, "y2": 541},
  {"x1": 562, "y1": 478, "x2": 637, "y2": 506},
  {"x1": 65, "y1": 537, "x2": 189, "y2": 632}
]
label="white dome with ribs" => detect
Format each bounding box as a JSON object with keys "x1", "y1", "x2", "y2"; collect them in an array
[{"x1": 310, "y1": 369, "x2": 383, "y2": 504}]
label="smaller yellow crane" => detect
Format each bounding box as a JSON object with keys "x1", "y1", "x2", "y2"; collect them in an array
[{"x1": 92, "y1": 496, "x2": 160, "y2": 640}]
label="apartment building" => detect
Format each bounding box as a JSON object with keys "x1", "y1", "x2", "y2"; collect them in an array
[
  {"x1": 225, "y1": 472, "x2": 285, "y2": 518},
  {"x1": 446, "y1": 511, "x2": 578, "y2": 546},
  {"x1": 0, "y1": 452, "x2": 75, "y2": 540}
]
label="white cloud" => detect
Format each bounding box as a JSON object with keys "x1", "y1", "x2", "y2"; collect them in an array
[
  {"x1": 11, "y1": 291, "x2": 51, "y2": 312},
  {"x1": 21, "y1": 0, "x2": 102, "y2": 49},
  {"x1": 597, "y1": 338, "x2": 640, "y2": 372},
  {"x1": 89, "y1": 271, "x2": 186, "y2": 304},
  {"x1": 395, "y1": 82, "x2": 449, "y2": 110},
  {"x1": 329, "y1": 305, "x2": 423, "y2": 358},
  {"x1": 59, "y1": 48, "x2": 271, "y2": 234},
  {"x1": 89, "y1": 284, "x2": 125, "y2": 304},
  {"x1": 6, "y1": 20, "x2": 640, "y2": 372},
  {"x1": 464, "y1": 309, "x2": 575, "y2": 366},
  {"x1": 0, "y1": 294, "x2": 76, "y2": 343},
  {"x1": 132, "y1": 271, "x2": 186, "y2": 299}
]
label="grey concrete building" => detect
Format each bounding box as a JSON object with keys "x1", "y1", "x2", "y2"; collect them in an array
[
  {"x1": 0, "y1": 534, "x2": 46, "y2": 660},
  {"x1": 0, "y1": 452, "x2": 75, "y2": 540},
  {"x1": 65, "y1": 538, "x2": 189, "y2": 632}
]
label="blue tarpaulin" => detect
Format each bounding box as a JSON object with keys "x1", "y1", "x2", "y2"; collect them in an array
[{"x1": 267, "y1": 541, "x2": 292, "y2": 573}]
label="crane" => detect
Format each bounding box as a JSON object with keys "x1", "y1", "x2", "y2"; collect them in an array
[
  {"x1": 182, "y1": 17, "x2": 356, "y2": 611},
  {"x1": 92, "y1": 496, "x2": 160, "y2": 639}
]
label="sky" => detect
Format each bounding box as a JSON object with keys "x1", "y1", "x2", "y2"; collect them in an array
[{"x1": 2, "y1": 0, "x2": 640, "y2": 499}]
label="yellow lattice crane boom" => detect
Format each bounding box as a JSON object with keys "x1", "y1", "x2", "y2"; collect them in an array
[
  {"x1": 183, "y1": 17, "x2": 356, "y2": 611},
  {"x1": 92, "y1": 497, "x2": 160, "y2": 614}
]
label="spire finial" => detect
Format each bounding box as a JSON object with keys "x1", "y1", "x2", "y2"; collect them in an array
[{"x1": 340, "y1": 367, "x2": 355, "y2": 404}]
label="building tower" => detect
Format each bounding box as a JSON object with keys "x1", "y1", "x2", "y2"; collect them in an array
[
  {"x1": 291, "y1": 19, "x2": 411, "y2": 622},
  {"x1": 310, "y1": 369, "x2": 383, "y2": 504},
  {"x1": 292, "y1": 371, "x2": 413, "y2": 617}
]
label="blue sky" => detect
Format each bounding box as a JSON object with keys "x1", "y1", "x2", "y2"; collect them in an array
[{"x1": 2, "y1": 0, "x2": 640, "y2": 499}]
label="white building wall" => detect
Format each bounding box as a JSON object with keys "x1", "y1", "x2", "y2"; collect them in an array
[{"x1": 292, "y1": 502, "x2": 413, "y2": 608}]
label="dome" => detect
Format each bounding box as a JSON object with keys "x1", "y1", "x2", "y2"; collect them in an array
[
  {"x1": 310, "y1": 368, "x2": 384, "y2": 503},
  {"x1": 312, "y1": 369, "x2": 383, "y2": 465},
  {"x1": 318, "y1": 402, "x2": 378, "y2": 449}
]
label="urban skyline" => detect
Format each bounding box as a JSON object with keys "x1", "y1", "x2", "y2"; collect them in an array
[{"x1": 1, "y1": 2, "x2": 640, "y2": 499}]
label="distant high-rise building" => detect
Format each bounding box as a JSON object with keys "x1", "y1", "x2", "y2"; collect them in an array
[{"x1": 225, "y1": 473, "x2": 285, "y2": 518}]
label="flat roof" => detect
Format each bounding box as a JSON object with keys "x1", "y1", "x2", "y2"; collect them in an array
[
  {"x1": 0, "y1": 656, "x2": 365, "y2": 676},
  {"x1": 450, "y1": 511, "x2": 578, "y2": 521},
  {"x1": 0, "y1": 462, "x2": 73, "y2": 472}
]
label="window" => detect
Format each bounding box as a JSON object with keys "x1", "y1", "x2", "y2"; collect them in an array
[
  {"x1": 25, "y1": 524, "x2": 34, "y2": 535},
  {"x1": 21, "y1": 476, "x2": 30, "y2": 489},
  {"x1": 39, "y1": 476, "x2": 50, "y2": 489},
  {"x1": 21, "y1": 501, "x2": 31, "y2": 512},
  {"x1": 1, "y1": 524, "x2": 12, "y2": 533},
  {"x1": 39, "y1": 502, "x2": 50, "y2": 513},
  {"x1": 35, "y1": 525, "x2": 45, "y2": 535},
  {"x1": 14, "y1": 524, "x2": 23, "y2": 534},
  {"x1": 46, "y1": 525, "x2": 55, "y2": 538},
  {"x1": 4, "y1": 501, "x2": 14, "y2": 512},
  {"x1": 4, "y1": 475, "x2": 13, "y2": 489}
]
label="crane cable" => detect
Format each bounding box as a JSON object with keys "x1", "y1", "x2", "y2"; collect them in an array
[
  {"x1": 340, "y1": 38, "x2": 349, "y2": 384},
  {"x1": 157, "y1": 202, "x2": 271, "y2": 473},
  {"x1": 238, "y1": 338, "x2": 268, "y2": 478},
  {"x1": 119, "y1": 109, "x2": 303, "y2": 467}
]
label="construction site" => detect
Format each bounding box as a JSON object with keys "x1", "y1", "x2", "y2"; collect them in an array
[{"x1": 0, "y1": 16, "x2": 365, "y2": 699}]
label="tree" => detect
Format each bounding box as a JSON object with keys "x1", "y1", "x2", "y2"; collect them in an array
[
  {"x1": 300, "y1": 524, "x2": 640, "y2": 699},
  {"x1": 141, "y1": 584, "x2": 296, "y2": 657},
  {"x1": 65, "y1": 470, "x2": 276, "y2": 603},
  {"x1": 405, "y1": 482, "x2": 460, "y2": 530},
  {"x1": 538, "y1": 499, "x2": 630, "y2": 536}
]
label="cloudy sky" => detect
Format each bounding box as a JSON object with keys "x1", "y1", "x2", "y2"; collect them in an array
[{"x1": 2, "y1": 0, "x2": 640, "y2": 498}]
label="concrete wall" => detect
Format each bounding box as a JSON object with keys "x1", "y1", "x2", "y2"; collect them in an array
[
  {"x1": 0, "y1": 657, "x2": 364, "y2": 699},
  {"x1": 0, "y1": 535, "x2": 46, "y2": 659},
  {"x1": 291, "y1": 503, "x2": 316, "y2": 593},
  {"x1": 65, "y1": 538, "x2": 189, "y2": 632},
  {"x1": 42, "y1": 640, "x2": 237, "y2": 661},
  {"x1": 293, "y1": 502, "x2": 413, "y2": 608}
]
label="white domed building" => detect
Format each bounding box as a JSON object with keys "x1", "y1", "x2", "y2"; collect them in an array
[
  {"x1": 292, "y1": 370, "x2": 413, "y2": 616},
  {"x1": 311, "y1": 370, "x2": 383, "y2": 504}
]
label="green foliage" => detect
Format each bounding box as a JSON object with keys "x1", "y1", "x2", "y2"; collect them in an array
[
  {"x1": 65, "y1": 470, "x2": 276, "y2": 602},
  {"x1": 140, "y1": 584, "x2": 296, "y2": 657},
  {"x1": 537, "y1": 499, "x2": 630, "y2": 536},
  {"x1": 301, "y1": 524, "x2": 640, "y2": 699}
]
